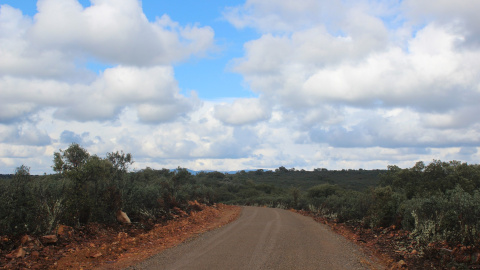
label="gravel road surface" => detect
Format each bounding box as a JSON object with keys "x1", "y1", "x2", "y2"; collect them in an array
[{"x1": 126, "y1": 206, "x2": 384, "y2": 270}]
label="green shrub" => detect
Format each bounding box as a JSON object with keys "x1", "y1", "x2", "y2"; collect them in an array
[
  {"x1": 308, "y1": 190, "x2": 369, "y2": 223},
  {"x1": 403, "y1": 186, "x2": 480, "y2": 245},
  {"x1": 0, "y1": 166, "x2": 39, "y2": 236},
  {"x1": 364, "y1": 186, "x2": 405, "y2": 228}
]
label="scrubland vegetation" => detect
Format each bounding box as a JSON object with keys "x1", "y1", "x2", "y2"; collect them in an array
[{"x1": 2, "y1": 143, "x2": 480, "y2": 266}]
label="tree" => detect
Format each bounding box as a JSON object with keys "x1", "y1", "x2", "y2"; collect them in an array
[
  {"x1": 412, "y1": 161, "x2": 425, "y2": 172},
  {"x1": 0, "y1": 165, "x2": 35, "y2": 235},
  {"x1": 14, "y1": 165, "x2": 31, "y2": 181},
  {"x1": 107, "y1": 151, "x2": 133, "y2": 173},
  {"x1": 275, "y1": 166, "x2": 288, "y2": 173},
  {"x1": 53, "y1": 143, "x2": 90, "y2": 176},
  {"x1": 172, "y1": 167, "x2": 193, "y2": 188},
  {"x1": 52, "y1": 143, "x2": 135, "y2": 225}
]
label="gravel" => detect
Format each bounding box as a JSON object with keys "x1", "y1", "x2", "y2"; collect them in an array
[{"x1": 126, "y1": 206, "x2": 385, "y2": 270}]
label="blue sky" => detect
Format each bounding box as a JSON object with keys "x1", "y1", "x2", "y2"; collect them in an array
[
  {"x1": 127, "y1": 0, "x2": 260, "y2": 99},
  {"x1": 2, "y1": 0, "x2": 257, "y2": 99},
  {"x1": 0, "y1": 0, "x2": 479, "y2": 174}
]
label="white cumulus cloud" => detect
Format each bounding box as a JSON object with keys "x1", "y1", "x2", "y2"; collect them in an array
[
  {"x1": 214, "y1": 98, "x2": 271, "y2": 125},
  {"x1": 1, "y1": 0, "x2": 480, "y2": 174}
]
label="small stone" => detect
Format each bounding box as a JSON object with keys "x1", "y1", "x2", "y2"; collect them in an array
[
  {"x1": 26, "y1": 238, "x2": 43, "y2": 251},
  {"x1": 8, "y1": 247, "x2": 26, "y2": 258},
  {"x1": 398, "y1": 260, "x2": 407, "y2": 268},
  {"x1": 57, "y1": 224, "x2": 73, "y2": 238},
  {"x1": 41, "y1": 235, "x2": 58, "y2": 244},
  {"x1": 20, "y1": 235, "x2": 34, "y2": 245},
  {"x1": 116, "y1": 210, "x2": 131, "y2": 224},
  {"x1": 31, "y1": 251, "x2": 40, "y2": 257},
  {"x1": 411, "y1": 250, "x2": 418, "y2": 255},
  {"x1": 89, "y1": 252, "x2": 102, "y2": 258}
]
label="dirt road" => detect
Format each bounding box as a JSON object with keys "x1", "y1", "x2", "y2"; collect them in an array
[{"x1": 126, "y1": 206, "x2": 384, "y2": 270}]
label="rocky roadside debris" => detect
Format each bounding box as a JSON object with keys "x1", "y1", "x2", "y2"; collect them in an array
[
  {"x1": 293, "y1": 210, "x2": 480, "y2": 270},
  {"x1": 1, "y1": 227, "x2": 70, "y2": 269},
  {"x1": 0, "y1": 202, "x2": 241, "y2": 270}
]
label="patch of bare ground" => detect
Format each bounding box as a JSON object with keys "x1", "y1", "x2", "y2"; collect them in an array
[
  {"x1": 293, "y1": 210, "x2": 480, "y2": 270},
  {"x1": 0, "y1": 203, "x2": 241, "y2": 270}
]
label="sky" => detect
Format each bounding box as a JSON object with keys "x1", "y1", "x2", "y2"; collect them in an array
[{"x1": 0, "y1": 0, "x2": 479, "y2": 174}]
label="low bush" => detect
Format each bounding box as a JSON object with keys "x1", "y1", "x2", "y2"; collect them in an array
[{"x1": 402, "y1": 186, "x2": 480, "y2": 245}]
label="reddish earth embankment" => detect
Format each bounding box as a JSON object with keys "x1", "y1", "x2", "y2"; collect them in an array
[
  {"x1": 0, "y1": 203, "x2": 240, "y2": 270},
  {"x1": 293, "y1": 210, "x2": 480, "y2": 270}
]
